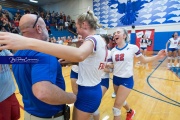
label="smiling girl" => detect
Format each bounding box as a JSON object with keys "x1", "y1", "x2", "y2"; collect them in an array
[{"x1": 107, "y1": 28, "x2": 166, "y2": 120}]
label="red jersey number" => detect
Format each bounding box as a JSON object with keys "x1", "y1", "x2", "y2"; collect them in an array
[{"x1": 115, "y1": 54, "x2": 124, "y2": 61}]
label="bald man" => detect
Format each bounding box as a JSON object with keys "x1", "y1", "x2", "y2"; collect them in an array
[{"x1": 12, "y1": 14, "x2": 76, "y2": 120}]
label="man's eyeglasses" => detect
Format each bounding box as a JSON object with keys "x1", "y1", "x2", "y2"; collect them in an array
[{"x1": 33, "y1": 15, "x2": 40, "y2": 28}]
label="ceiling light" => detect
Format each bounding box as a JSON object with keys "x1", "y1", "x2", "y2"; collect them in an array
[{"x1": 29, "y1": 0, "x2": 38, "y2": 3}]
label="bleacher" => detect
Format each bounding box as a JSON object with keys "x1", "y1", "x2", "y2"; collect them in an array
[
  {"x1": 49, "y1": 26, "x2": 75, "y2": 39},
  {"x1": 0, "y1": 1, "x2": 77, "y2": 40}
]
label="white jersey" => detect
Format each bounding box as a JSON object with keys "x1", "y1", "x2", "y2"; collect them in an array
[
  {"x1": 140, "y1": 39, "x2": 148, "y2": 48},
  {"x1": 111, "y1": 44, "x2": 142, "y2": 78},
  {"x1": 71, "y1": 65, "x2": 78, "y2": 73},
  {"x1": 101, "y1": 50, "x2": 112, "y2": 79},
  {"x1": 169, "y1": 38, "x2": 178, "y2": 48},
  {"x1": 77, "y1": 35, "x2": 106, "y2": 86}
]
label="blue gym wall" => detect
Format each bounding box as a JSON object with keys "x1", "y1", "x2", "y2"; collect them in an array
[
  {"x1": 93, "y1": 0, "x2": 180, "y2": 27},
  {"x1": 130, "y1": 31, "x2": 179, "y2": 51},
  {"x1": 94, "y1": 0, "x2": 180, "y2": 51}
]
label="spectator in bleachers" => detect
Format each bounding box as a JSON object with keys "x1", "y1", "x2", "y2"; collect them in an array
[
  {"x1": 57, "y1": 37, "x2": 64, "y2": 44},
  {"x1": 50, "y1": 37, "x2": 54, "y2": 43},
  {"x1": 31, "y1": 11, "x2": 38, "y2": 15},
  {"x1": 16, "y1": 9, "x2": 20, "y2": 15},
  {"x1": 58, "y1": 18, "x2": 64, "y2": 31},
  {"x1": 72, "y1": 36, "x2": 78, "y2": 42},
  {"x1": 50, "y1": 37, "x2": 58, "y2": 43},
  {"x1": 59, "y1": 12, "x2": 64, "y2": 30},
  {"x1": 59, "y1": 12, "x2": 63, "y2": 20},
  {"x1": 67, "y1": 36, "x2": 72, "y2": 42},
  {"x1": 51, "y1": 11, "x2": 55, "y2": 24},
  {"x1": 40, "y1": 11, "x2": 45, "y2": 19},
  {"x1": 69, "y1": 20, "x2": 76, "y2": 33},
  {"x1": 44, "y1": 17, "x2": 52, "y2": 35},
  {"x1": 64, "y1": 21, "x2": 69, "y2": 30},
  {"x1": 53, "y1": 37, "x2": 57, "y2": 42},
  {"x1": 63, "y1": 13, "x2": 66, "y2": 22},
  {"x1": 8, "y1": 8, "x2": 77, "y2": 35},
  {"x1": 62, "y1": 37, "x2": 66, "y2": 42},
  {"x1": 2, "y1": 18, "x2": 11, "y2": 32},
  {"x1": 0, "y1": 13, "x2": 3, "y2": 30},
  {"x1": 24, "y1": 9, "x2": 30, "y2": 14},
  {"x1": 46, "y1": 11, "x2": 51, "y2": 20},
  {"x1": 5, "y1": 12, "x2": 11, "y2": 22},
  {"x1": 15, "y1": 10, "x2": 21, "y2": 20},
  {"x1": 55, "y1": 12, "x2": 60, "y2": 25},
  {"x1": 14, "y1": 17, "x2": 19, "y2": 27},
  {"x1": 0, "y1": 6, "x2": 19, "y2": 34},
  {"x1": 67, "y1": 15, "x2": 71, "y2": 22},
  {"x1": 45, "y1": 17, "x2": 50, "y2": 27},
  {"x1": 63, "y1": 36, "x2": 68, "y2": 43}
]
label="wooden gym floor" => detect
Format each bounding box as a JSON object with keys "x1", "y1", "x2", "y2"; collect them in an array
[{"x1": 14, "y1": 52, "x2": 180, "y2": 120}]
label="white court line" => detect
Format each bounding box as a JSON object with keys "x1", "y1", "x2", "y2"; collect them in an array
[{"x1": 102, "y1": 115, "x2": 110, "y2": 120}]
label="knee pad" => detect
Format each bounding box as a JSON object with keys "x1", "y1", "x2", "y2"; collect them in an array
[
  {"x1": 92, "y1": 109, "x2": 99, "y2": 116},
  {"x1": 172, "y1": 57, "x2": 175, "y2": 60},
  {"x1": 112, "y1": 107, "x2": 121, "y2": 116},
  {"x1": 123, "y1": 101, "x2": 127, "y2": 106}
]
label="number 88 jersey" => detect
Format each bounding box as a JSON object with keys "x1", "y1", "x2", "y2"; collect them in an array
[{"x1": 111, "y1": 43, "x2": 142, "y2": 78}]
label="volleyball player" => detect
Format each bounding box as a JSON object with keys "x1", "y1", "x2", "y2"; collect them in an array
[
  {"x1": 92, "y1": 34, "x2": 112, "y2": 120},
  {"x1": 166, "y1": 32, "x2": 179, "y2": 68},
  {"x1": 106, "y1": 28, "x2": 166, "y2": 120},
  {"x1": 140, "y1": 34, "x2": 148, "y2": 56}
]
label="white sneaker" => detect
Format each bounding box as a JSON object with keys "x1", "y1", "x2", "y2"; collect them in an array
[
  {"x1": 112, "y1": 93, "x2": 116, "y2": 98},
  {"x1": 172, "y1": 64, "x2": 175, "y2": 67},
  {"x1": 176, "y1": 63, "x2": 179, "y2": 67}
]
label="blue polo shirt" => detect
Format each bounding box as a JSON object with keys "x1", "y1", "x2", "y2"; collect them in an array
[{"x1": 12, "y1": 50, "x2": 65, "y2": 118}]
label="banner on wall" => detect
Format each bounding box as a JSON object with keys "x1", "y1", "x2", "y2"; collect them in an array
[{"x1": 135, "y1": 29, "x2": 154, "y2": 51}]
